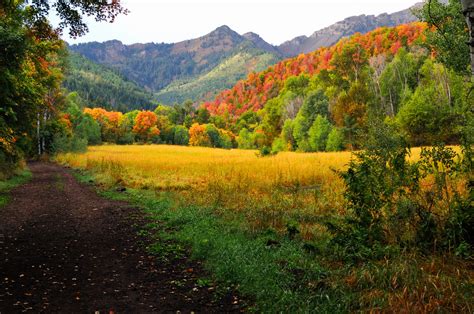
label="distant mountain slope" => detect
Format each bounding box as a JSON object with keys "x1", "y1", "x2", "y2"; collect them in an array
[
  {"x1": 277, "y1": 4, "x2": 420, "y2": 57},
  {"x1": 155, "y1": 43, "x2": 280, "y2": 104},
  {"x1": 64, "y1": 52, "x2": 156, "y2": 111},
  {"x1": 69, "y1": 26, "x2": 281, "y2": 94}
]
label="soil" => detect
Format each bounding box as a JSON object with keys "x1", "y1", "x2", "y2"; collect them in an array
[{"x1": 0, "y1": 162, "x2": 241, "y2": 313}]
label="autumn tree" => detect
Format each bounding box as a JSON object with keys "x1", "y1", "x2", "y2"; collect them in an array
[
  {"x1": 154, "y1": 105, "x2": 171, "y2": 117},
  {"x1": 331, "y1": 81, "x2": 370, "y2": 149},
  {"x1": 156, "y1": 114, "x2": 174, "y2": 144},
  {"x1": 133, "y1": 111, "x2": 160, "y2": 143},
  {"x1": 331, "y1": 41, "x2": 369, "y2": 84},
  {"x1": 261, "y1": 97, "x2": 285, "y2": 145},
  {"x1": 0, "y1": 2, "x2": 64, "y2": 169},
  {"x1": 189, "y1": 123, "x2": 211, "y2": 147}
]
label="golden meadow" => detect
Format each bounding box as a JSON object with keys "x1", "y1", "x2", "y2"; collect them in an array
[{"x1": 56, "y1": 145, "x2": 440, "y2": 238}]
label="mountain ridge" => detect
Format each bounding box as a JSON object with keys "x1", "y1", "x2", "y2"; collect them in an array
[{"x1": 277, "y1": 4, "x2": 420, "y2": 56}]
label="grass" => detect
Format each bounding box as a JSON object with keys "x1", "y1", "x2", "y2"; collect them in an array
[
  {"x1": 56, "y1": 145, "x2": 350, "y2": 237},
  {"x1": 56, "y1": 145, "x2": 474, "y2": 312},
  {"x1": 0, "y1": 169, "x2": 32, "y2": 207}
]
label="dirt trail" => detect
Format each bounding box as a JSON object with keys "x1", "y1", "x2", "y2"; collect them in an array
[{"x1": 0, "y1": 162, "x2": 238, "y2": 313}]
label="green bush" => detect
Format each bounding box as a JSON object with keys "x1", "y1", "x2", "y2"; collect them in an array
[
  {"x1": 173, "y1": 125, "x2": 190, "y2": 145},
  {"x1": 75, "y1": 115, "x2": 101, "y2": 145},
  {"x1": 257, "y1": 146, "x2": 274, "y2": 157},
  {"x1": 117, "y1": 132, "x2": 135, "y2": 145},
  {"x1": 325, "y1": 128, "x2": 345, "y2": 152},
  {"x1": 237, "y1": 128, "x2": 255, "y2": 149},
  {"x1": 332, "y1": 122, "x2": 473, "y2": 259},
  {"x1": 271, "y1": 137, "x2": 286, "y2": 154},
  {"x1": 53, "y1": 135, "x2": 87, "y2": 154}
]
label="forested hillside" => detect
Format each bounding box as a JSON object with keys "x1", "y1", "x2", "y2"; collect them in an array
[
  {"x1": 64, "y1": 52, "x2": 156, "y2": 111},
  {"x1": 205, "y1": 23, "x2": 427, "y2": 118},
  {"x1": 154, "y1": 43, "x2": 280, "y2": 104},
  {"x1": 70, "y1": 26, "x2": 252, "y2": 91}
]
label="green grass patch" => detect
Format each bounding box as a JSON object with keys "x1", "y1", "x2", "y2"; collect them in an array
[{"x1": 0, "y1": 169, "x2": 32, "y2": 207}]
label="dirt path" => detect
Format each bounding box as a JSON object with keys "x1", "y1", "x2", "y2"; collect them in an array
[{"x1": 0, "y1": 162, "x2": 239, "y2": 313}]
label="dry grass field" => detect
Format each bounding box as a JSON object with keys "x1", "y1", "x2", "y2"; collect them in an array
[
  {"x1": 57, "y1": 146, "x2": 351, "y2": 235},
  {"x1": 56, "y1": 145, "x2": 431, "y2": 237}
]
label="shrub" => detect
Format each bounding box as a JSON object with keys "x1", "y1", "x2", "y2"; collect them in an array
[
  {"x1": 53, "y1": 135, "x2": 87, "y2": 154},
  {"x1": 237, "y1": 128, "x2": 254, "y2": 149},
  {"x1": 257, "y1": 146, "x2": 273, "y2": 157},
  {"x1": 332, "y1": 122, "x2": 473, "y2": 259},
  {"x1": 173, "y1": 125, "x2": 189, "y2": 145},
  {"x1": 326, "y1": 128, "x2": 345, "y2": 152},
  {"x1": 271, "y1": 137, "x2": 286, "y2": 154}
]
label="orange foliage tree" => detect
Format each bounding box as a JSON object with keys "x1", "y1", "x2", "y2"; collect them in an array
[
  {"x1": 133, "y1": 111, "x2": 160, "y2": 142},
  {"x1": 188, "y1": 123, "x2": 211, "y2": 147},
  {"x1": 84, "y1": 108, "x2": 123, "y2": 142}
]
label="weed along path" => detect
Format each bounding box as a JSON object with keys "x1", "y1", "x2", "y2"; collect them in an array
[{"x1": 0, "y1": 162, "x2": 238, "y2": 313}]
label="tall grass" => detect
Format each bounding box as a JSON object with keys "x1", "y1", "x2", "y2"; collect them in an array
[{"x1": 57, "y1": 145, "x2": 351, "y2": 236}]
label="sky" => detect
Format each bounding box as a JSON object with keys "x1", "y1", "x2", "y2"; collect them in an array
[{"x1": 51, "y1": 0, "x2": 422, "y2": 46}]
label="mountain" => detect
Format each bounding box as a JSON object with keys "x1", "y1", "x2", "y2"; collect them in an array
[
  {"x1": 64, "y1": 52, "x2": 156, "y2": 111},
  {"x1": 277, "y1": 5, "x2": 420, "y2": 57},
  {"x1": 68, "y1": 25, "x2": 281, "y2": 105}
]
